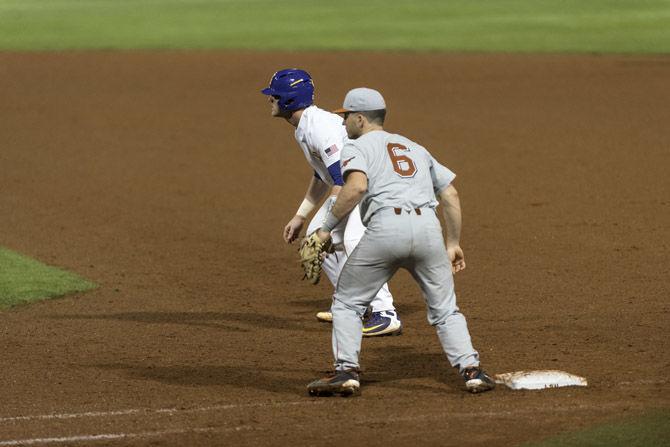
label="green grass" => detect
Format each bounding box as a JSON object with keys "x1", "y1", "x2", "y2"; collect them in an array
[
  {"x1": 0, "y1": 247, "x2": 96, "y2": 309},
  {"x1": 524, "y1": 409, "x2": 670, "y2": 447},
  {"x1": 0, "y1": 0, "x2": 669, "y2": 53}
]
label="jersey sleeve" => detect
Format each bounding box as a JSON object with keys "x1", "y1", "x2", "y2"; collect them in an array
[
  {"x1": 340, "y1": 143, "x2": 367, "y2": 180},
  {"x1": 429, "y1": 154, "x2": 456, "y2": 194},
  {"x1": 327, "y1": 162, "x2": 343, "y2": 186}
]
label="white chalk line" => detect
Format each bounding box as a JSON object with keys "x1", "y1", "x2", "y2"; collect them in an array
[
  {"x1": 2, "y1": 378, "x2": 661, "y2": 424},
  {"x1": 0, "y1": 400, "x2": 318, "y2": 423},
  {"x1": 0, "y1": 425, "x2": 253, "y2": 446}
]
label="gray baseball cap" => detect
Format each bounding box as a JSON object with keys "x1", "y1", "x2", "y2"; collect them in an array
[{"x1": 333, "y1": 87, "x2": 386, "y2": 113}]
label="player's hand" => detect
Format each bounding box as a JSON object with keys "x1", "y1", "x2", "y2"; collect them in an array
[
  {"x1": 315, "y1": 229, "x2": 332, "y2": 260},
  {"x1": 284, "y1": 215, "x2": 306, "y2": 243},
  {"x1": 316, "y1": 229, "x2": 331, "y2": 243},
  {"x1": 447, "y1": 245, "x2": 466, "y2": 274}
]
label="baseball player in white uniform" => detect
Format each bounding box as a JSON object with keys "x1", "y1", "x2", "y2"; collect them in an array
[
  {"x1": 307, "y1": 87, "x2": 495, "y2": 396},
  {"x1": 261, "y1": 69, "x2": 402, "y2": 336}
]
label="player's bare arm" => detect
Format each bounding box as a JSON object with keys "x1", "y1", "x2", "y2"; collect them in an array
[
  {"x1": 438, "y1": 184, "x2": 466, "y2": 273},
  {"x1": 284, "y1": 176, "x2": 331, "y2": 243},
  {"x1": 316, "y1": 171, "x2": 367, "y2": 242}
]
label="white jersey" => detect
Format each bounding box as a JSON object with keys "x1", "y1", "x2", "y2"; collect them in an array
[
  {"x1": 294, "y1": 105, "x2": 347, "y2": 186},
  {"x1": 341, "y1": 130, "x2": 456, "y2": 225}
]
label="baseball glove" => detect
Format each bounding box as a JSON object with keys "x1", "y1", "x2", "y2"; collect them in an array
[{"x1": 299, "y1": 232, "x2": 332, "y2": 285}]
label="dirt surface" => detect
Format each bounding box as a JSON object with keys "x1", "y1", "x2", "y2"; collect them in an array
[{"x1": 0, "y1": 51, "x2": 669, "y2": 446}]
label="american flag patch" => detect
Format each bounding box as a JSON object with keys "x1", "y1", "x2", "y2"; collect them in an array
[{"x1": 325, "y1": 145, "x2": 339, "y2": 156}]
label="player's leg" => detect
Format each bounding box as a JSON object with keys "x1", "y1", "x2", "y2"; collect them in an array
[
  {"x1": 343, "y1": 205, "x2": 402, "y2": 336},
  {"x1": 331, "y1": 251, "x2": 398, "y2": 372},
  {"x1": 408, "y1": 236, "x2": 479, "y2": 368},
  {"x1": 406, "y1": 212, "x2": 494, "y2": 392},
  {"x1": 308, "y1": 221, "x2": 400, "y2": 396},
  {"x1": 306, "y1": 196, "x2": 348, "y2": 322},
  {"x1": 306, "y1": 196, "x2": 345, "y2": 287}
]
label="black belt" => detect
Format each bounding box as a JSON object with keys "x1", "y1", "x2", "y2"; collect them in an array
[{"x1": 393, "y1": 207, "x2": 422, "y2": 215}]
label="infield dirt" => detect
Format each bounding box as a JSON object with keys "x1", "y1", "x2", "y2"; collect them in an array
[{"x1": 0, "y1": 51, "x2": 668, "y2": 446}]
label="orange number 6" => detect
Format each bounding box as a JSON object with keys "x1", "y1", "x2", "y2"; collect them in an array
[{"x1": 387, "y1": 143, "x2": 417, "y2": 178}]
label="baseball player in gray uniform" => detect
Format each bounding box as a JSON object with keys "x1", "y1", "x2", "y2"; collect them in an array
[{"x1": 307, "y1": 88, "x2": 495, "y2": 396}]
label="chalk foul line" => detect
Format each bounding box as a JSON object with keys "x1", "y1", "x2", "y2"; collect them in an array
[
  {"x1": 0, "y1": 400, "x2": 317, "y2": 423},
  {"x1": 0, "y1": 425, "x2": 253, "y2": 446}
]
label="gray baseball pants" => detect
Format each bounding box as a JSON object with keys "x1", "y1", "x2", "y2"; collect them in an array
[
  {"x1": 307, "y1": 196, "x2": 395, "y2": 312},
  {"x1": 331, "y1": 207, "x2": 480, "y2": 372}
]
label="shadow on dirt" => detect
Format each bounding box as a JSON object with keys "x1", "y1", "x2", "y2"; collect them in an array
[
  {"x1": 86, "y1": 344, "x2": 462, "y2": 396},
  {"x1": 361, "y1": 345, "x2": 464, "y2": 393},
  {"x1": 91, "y1": 362, "x2": 309, "y2": 395},
  {"x1": 50, "y1": 311, "x2": 322, "y2": 332},
  {"x1": 285, "y1": 297, "x2": 331, "y2": 309},
  {"x1": 285, "y1": 298, "x2": 426, "y2": 317}
]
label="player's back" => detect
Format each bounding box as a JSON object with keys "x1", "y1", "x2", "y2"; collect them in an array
[{"x1": 341, "y1": 130, "x2": 455, "y2": 224}]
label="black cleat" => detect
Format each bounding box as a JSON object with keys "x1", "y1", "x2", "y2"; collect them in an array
[
  {"x1": 307, "y1": 369, "x2": 361, "y2": 397},
  {"x1": 462, "y1": 366, "x2": 496, "y2": 394}
]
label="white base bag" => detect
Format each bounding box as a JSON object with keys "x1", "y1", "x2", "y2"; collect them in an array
[{"x1": 494, "y1": 370, "x2": 588, "y2": 390}]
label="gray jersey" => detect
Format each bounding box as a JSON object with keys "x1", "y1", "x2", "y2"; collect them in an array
[
  {"x1": 340, "y1": 130, "x2": 456, "y2": 225},
  {"x1": 331, "y1": 129, "x2": 480, "y2": 376}
]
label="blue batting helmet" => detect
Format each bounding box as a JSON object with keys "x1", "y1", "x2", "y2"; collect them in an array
[{"x1": 261, "y1": 68, "x2": 314, "y2": 112}]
